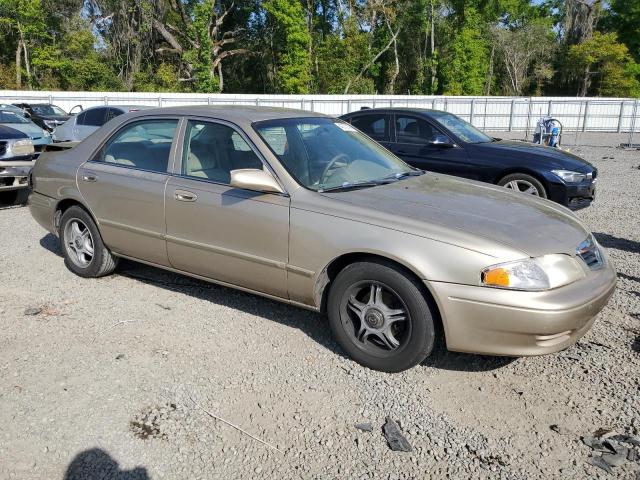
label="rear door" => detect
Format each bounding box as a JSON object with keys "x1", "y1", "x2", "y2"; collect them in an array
[
  {"x1": 389, "y1": 114, "x2": 471, "y2": 178},
  {"x1": 164, "y1": 118, "x2": 290, "y2": 298},
  {"x1": 348, "y1": 113, "x2": 393, "y2": 150},
  {"x1": 77, "y1": 117, "x2": 180, "y2": 266},
  {"x1": 76, "y1": 107, "x2": 107, "y2": 140}
]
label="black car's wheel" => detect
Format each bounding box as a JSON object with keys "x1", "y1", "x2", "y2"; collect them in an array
[
  {"x1": 498, "y1": 173, "x2": 547, "y2": 198},
  {"x1": 59, "y1": 206, "x2": 118, "y2": 278},
  {"x1": 327, "y1": 260, "x2": 436, "y2": 372}
]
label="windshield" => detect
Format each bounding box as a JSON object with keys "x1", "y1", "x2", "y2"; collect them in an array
[
  {"x1": 0, "y1": 111, "x2": 29, "y2": 124},
  {"x1": 31, "y1": 104, "x2": 66, "y2": 116},
  {"x1": 254, "y1": 117, "x2": 416, "y2": 191},
  {"x1": 430, "y1": 111, "x2": 492, "y2": 144}
]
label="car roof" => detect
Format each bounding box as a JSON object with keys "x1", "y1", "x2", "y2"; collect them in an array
[
  {"x1": 343, "y1": 107, "x2": 447, "y2": 116},
  {"x1": 125, "y1": 105, "x2": 327, "y2": 124},
  {"x1": 83, "y1": 105, "x2": 153, "y2": 111}
]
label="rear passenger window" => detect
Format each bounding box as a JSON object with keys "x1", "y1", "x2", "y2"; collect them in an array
[
  {"x1": 182, "y1": 120, "x2": 263, "y2": 184},
  {"x1": 83, "y1": 108, "x2": 107, "y2": 127},
  {"x1": 350, "y1": 114, "x2": 390, "y2": 142},
  {"x1": 98, "y1": 119, "x2": 178, "y2": 173}
]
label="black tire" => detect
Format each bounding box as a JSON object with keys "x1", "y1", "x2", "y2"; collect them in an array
[
  {"x1": 59, "y1": 206, "x2": 118, "y2": 278},
  {"x1": 497, "y1": 173, "x2": 547, "y2": 198},
  {"x1": 327, "y1": 260, "x2": 436, "y2": 372}
]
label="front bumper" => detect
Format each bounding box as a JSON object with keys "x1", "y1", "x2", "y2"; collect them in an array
[
  {"x1": 429, "y1": 256, "x2": 616, "y2": 356},
  {"x1": 548, "y1": 179, "x2": 596, "y2": 211},
  {"x1": 0, "y1": 163, "x2": 33, "y2": 192}
]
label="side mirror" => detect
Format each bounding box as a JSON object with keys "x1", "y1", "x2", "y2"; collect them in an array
[
  {"x1": 429, "y1": 134, "x2": 454, "y2": 147},
  {"x1": 230, "y1": 168, "x2": 284, "y2": 194}
]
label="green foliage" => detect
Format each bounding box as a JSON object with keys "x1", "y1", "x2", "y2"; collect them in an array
[
  {"x1": 263, "y1": 0, "x2": 311, "y2": 93},
  {"x1": 0, "y1": 0, "x2": 637, "y2": 97},
  {"x1": 567, "y1": 32, "x2": 640, "y2": 97},
  {"x1": 439, "y1": 9, "x2": 489, "y2": 95}
]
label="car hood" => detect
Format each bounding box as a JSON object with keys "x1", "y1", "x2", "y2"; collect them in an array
[
  {"x1": 470, "y1": 140, "x2": 594, "y2": 172},
  {"x1": 2, "y1": 122, "x2": 46, "y2": 139},
  {"x1": 322, "y1": 173, "x2": 590, "y2": 258},
  {"x1": 0, "y1": 125, "x2": 28, "y2": 139}
]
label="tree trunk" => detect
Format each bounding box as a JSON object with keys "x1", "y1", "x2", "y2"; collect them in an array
[
  {"x1": 429, "y1": 0, "x2": 436, "y2": 92},
  {"x1": 579, "y1": 67, "x2": 590, "y2": 96},
  {"x1": 484, "y1": 44, "x2": 495, "y2": 95},
  {"x1": 218, "y1": 63, "x2": 224, "y2": 92},
  {"x1": 386, "y1": 21, "x2": 400, "y2": 94},
  {"x1": 15, "y1": 40, "x2": 22, "y2": 89}
]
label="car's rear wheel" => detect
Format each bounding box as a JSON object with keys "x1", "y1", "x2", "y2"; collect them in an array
[
  {"x1": 327, "y1": 260, "x2": 436, "y2": 372},
  {"x1": 59, "y1": 206, "x2": 118, "y2": 278},
  {"x1": 498, "y1": 173, "x2": 547, "y2": 198}
]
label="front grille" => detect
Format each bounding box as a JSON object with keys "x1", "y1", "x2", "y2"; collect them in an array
[{"x1": 576, "y1": 236, "x2": 603, "y2": 270}]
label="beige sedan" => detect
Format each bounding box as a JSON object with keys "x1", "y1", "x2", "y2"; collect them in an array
[{"x1": 28, "y1": 106, "x2": 616, "y2": 372}]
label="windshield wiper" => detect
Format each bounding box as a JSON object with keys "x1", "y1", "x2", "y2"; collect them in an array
[
  {"x1": 318, "y1": 170, "x2": 423, "y2": 193},
  {"x1": 318, "y1": 180, "x2": 387, "y2": 192}
]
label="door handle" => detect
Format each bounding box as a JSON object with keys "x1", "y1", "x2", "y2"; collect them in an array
[
  {"x1": 82, "y1": 174, "x2": 97, "y2": 182},
  {"x1": 175, "y1": 190, "x2": 197, "y2": 202}
]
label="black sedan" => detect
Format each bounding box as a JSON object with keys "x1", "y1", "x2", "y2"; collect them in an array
[
  {"x1": 340, "y1": 108, "x2": 597, "y2": 210},
  {"x1": 12, "y1": 103, "x2": 71, "y2": 132}
]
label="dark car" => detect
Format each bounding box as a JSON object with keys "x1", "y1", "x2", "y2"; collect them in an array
[
  {"x1": 12, "y1": 103, "x2": 70, "y2": 132},
  {"x1": 340, "y1": 108, "x2": 597, "y2": 210}
]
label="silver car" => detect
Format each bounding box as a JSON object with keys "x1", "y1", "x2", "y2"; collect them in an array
[
  {"x1": 52, "y1": 105, "x2": 150, "y2": 142},
  {"x1": 0, "y1": 110, "x2": 51, "y2": 152}
]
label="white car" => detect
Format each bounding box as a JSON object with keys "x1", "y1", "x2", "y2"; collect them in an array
[{"x1": 52, "y1": 105, "x2": 150, "y2": 142}]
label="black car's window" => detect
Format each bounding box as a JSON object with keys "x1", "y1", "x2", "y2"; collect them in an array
[
  {"x1": 30, "y1": 105, "x2": 66, "y2": 116},
  {"x1": 396, "y1": 115, "x2": 439, "y2": 144},
  {"x1": 429, "y1": 111, "x2": 492, "y2": 143},
  {"x1": 82, "y1": 108, "x2": 107, "y2": 127},
  {"x1": 98, "y1": 119, "x2": 178, "y2": 172},
  {"x1": 181, "y1": 120, "x2": 263, "y2": 184},
  {"x1": 350, "y1": 114, "x2": 390, "y2": 142},
  {"x1": 75, "y1": 111, "x2": 87, "y2": 125}
]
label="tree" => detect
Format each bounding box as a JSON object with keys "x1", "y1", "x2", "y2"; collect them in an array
[
  {"x1": 492, "y1": 22, "x2": 556, "y2": 95},
  {"x1": 0, "y1": 0, "x2": 47, "y2": 89},
  {"x1": 602, "y1": 0, "x2": 640, "y2": 63},
  {"x1": 263, "y1": 0, "x2": 311, "y2": 93},
  {"x1": 567, "y1": 31, "x2": 640, "y2": 96},
  {"x1": 438, "y1": 8, "x2": 489, "y2": 95}
]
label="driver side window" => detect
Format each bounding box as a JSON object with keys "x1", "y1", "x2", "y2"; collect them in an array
[
  {"x1": 181, "y1": 120, "x2": 264, "y2": 185},
  {"x1": 395, "y1": 116, "x2": 442, "y2": 144}
]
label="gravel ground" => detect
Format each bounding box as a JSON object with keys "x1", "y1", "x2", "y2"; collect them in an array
[{"x1": 0, "y1": 133, "x2": 638, "y2": 479}]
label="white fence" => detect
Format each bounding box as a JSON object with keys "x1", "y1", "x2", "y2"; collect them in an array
[{"x1": 1, "y1": 90, "x2": 638, "y2": 134}]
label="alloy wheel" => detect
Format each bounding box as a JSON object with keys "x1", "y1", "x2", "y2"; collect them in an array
[
  {"x1": 341, "y1": 281, "x2": 411, "y2": 356},
  {"x1": 504, "y1": 179, "x2": 540, "y2": 196},
  {"x1": 64, "y1": 219, "x2": 94, "y2": 268}
]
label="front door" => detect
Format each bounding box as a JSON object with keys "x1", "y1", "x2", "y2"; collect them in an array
[
  {"x1": 390, "y1": 114, "x2": 471, "y2": 178},
  {"x1": 165, "y1": 118, "x2": 289, "y2": 298},
  {"x1": 77, "y1": 118, "x2": 180, "y2": 266}
]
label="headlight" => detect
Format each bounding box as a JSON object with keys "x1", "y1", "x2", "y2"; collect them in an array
[
  {"x1": 552, "y1": 170, "x2": 586, "y2": 183},
  {"x1": 44, "y1": 120, "x2": 57, "y2": 129},
  {"x1": 9, "y1": 139, "x2": 35, "y2": 156},
  {"x1": 481, "y1": 254, "x2": 585, "y2": 291}
]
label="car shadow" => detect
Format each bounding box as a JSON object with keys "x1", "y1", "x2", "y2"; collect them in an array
[
  {"x1": 593, "y1": 232, "x2": 640, "y2": 254},
  {"x1": 39, "y1": 235, "x2": 517, "y2": 374},
  {"x1": 116, "y1": 259, "x2": 346, "y2": 360},
  {"x1": 421, "y1": 343, "x2": 516, "y2": 372},
  {"x1": 64, "y1": 448, "x2": 148, "y2": 480},
  {"x1": 40, "y1": 232, "x2": 63, "y2": 257}
]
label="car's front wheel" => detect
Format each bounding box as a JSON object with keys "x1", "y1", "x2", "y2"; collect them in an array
[
  {"x1": 498, "y1": 173, "x2": 547, "y2": 198},
  {"x1": 327, "y1": 260, "x2": 436, "y2": 372},
  {"x1": 59, "y1": 206, "x2": 118, "y2": 278}
]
